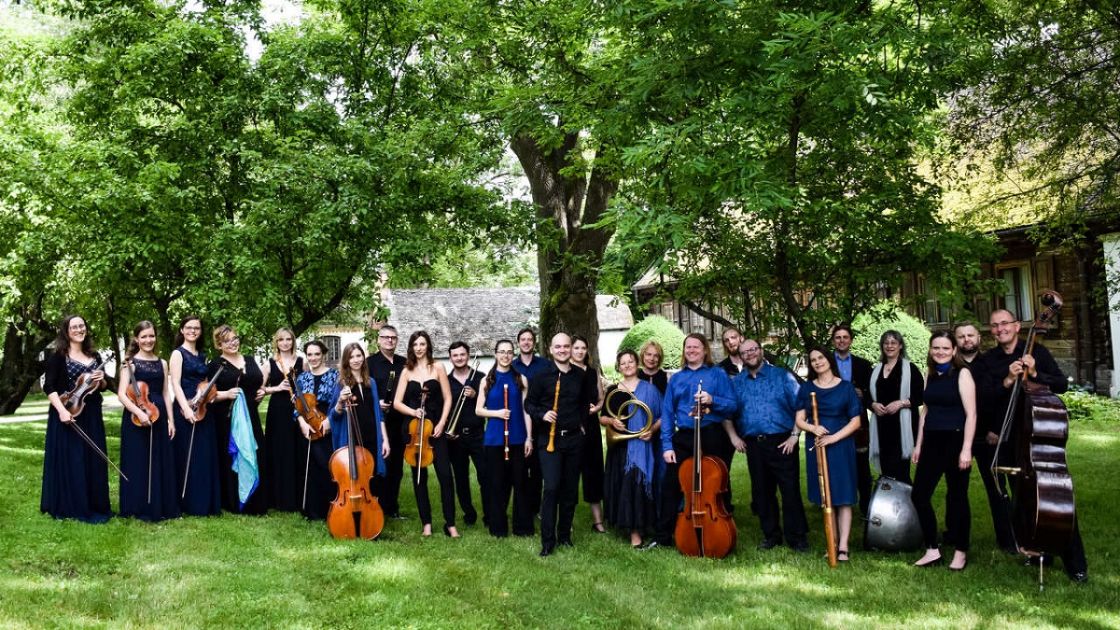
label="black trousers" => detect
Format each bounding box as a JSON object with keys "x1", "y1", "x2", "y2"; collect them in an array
[
  {"x1": 654, "y1": 424, "x2": 730, "y2": 545},
  {"x1": 912, "y1": 430, "x2": 971, "y2": 551},
  {"x1": 375, "y1": 413, "x2": 407, "y2": 516},
  {"x1": 525, "y1": 450, "x2": 542, "y2": 517},
  {"x1": 973, "y1": 438, "x2": 1017, "y2": 551},
  {"x1": 449, "y1": 427, "x2": 487, "y2": 525},
  {"x1": 745, "y1": 433, "x2": 808, "y2": 546},
  {"x1": 538, "y1": 432, "x2": 583, "y2": 547},
  {"x1": 485, "y1": 445, "x2": 533, "y2": 537},
  {"x1": 410, "y1": 435, "x2": 456, "y2": 528}
]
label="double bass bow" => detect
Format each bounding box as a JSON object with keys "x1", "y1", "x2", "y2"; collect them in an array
[
  {"x1": 674, "y1": 381, "x2": 737, "y2": 558},
  {"x1": 992, "y1": 291, "x2": 1076, "y2": 583},
  {"x1": 327, "y1": 396, "x2": 384, "y2": 540}
]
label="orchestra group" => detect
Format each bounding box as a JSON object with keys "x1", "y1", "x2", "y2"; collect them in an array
[{"x1": 38, "y1": 308, "x2": 1088, "y2": 581}]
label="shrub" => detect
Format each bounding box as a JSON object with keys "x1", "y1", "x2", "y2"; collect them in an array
[
  {"x1": 850, "y1": 302, "x2": 933, "y2": 364},
  {"x1": 618, "y1": 315, "x2": 685, "y2": 370}
]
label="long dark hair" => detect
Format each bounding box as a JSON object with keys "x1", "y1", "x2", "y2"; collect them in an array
[
  {"x1": 926, "y1": 331, "x2": 966, "y2": 373},
  {"x1": 338, "y1": 342, "x2": 370, "y2": 388},
  {"x1": 173, "y1": 315, "x2": 204, "y2": 353},
  {"x1": 53, "y1": 314, "x2": 95, "y2": 357},
  {"x1": 806, "y1": 346, "x2": 841, "y2": 383},
  {"x1": 878, "y1": 330, "x2": 908, "y2": 364},
  {"x1": 571, "y1": 334, "x2": 595, "y2": 370},
  {"x1": 486, "y1": 339, "x2": 525, "y2": 393},
  {"x1": 405, "y1": 330, "x2": 435, "y2": 370},
  {"x1": 125, "y1": 321, "x2": 157, "y2": 362}
]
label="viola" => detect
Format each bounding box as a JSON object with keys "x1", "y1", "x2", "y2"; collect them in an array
[
  {"x1": 994, "y1": 291, "x2": 1076, "y2": 558},
  {"x1": 125, "y1": 359, "x2": 160, "y2": 427},
  {"x1": 189, "y1": 364, "x2": 225, "y2": 421},
  {"x1": 282, "y1": 358, "x2": 327, "y2": 440},
  {"x1": 327, "y1": 399, "x2": 384, "y2": 540},
  {"x1": 60, "y1": 356, "x2": 107, "y2": 416},
  {"x1": 403, "y1": 385, "x2": 434, "y2": 481},
  {"x1": 674, "y1": 381, "x2": 737, "y2": 558}
]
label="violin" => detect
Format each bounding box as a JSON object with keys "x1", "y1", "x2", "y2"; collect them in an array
[
  {"x1": 674, "y1": 381, "x2": 737, "y2": 558},
  {"x1": 282, "y1": 358, "x2": 327, "y2": 440},
  {"x1": 327, "y1": 399, "x2": 384, "y2": 540},
  {"x1": 125, "y1": 359, "x2": 160, "y2": 427},
  {"x1": 60, "y1": 356, "x2": 107, "y2": 416},
  {"x1": 188, "y1": 364, "x2": 225, "y2": 421},
  {"x1": 403, "y1": 385, "x2": 434, "y2": 481},
  {"x1": 993, "y1": 291, "x2": 1076, "y2": 559}
]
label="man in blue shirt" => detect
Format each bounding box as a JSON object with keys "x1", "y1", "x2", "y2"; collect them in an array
[
  {"x1": 729, "y1": 339, "x2": 809, "y2": 552},
  {"x1": 832, "y1": 324, "x2": 873, "y2": 517},
  {"x1": 512, "y1": 327, "x2": 547, "y2": 517},
  {"x1": 647, "y1": 333, "x2": 737, "y2": 550}
]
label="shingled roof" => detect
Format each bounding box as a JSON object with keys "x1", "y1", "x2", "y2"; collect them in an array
[{"x1": 384, "y1": 288, "x2": 632, "y2": 358}]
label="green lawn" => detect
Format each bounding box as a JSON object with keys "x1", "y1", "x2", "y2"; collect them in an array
[{"x1": 0, "y1": 406, "x2": 1116, "y2": 629}]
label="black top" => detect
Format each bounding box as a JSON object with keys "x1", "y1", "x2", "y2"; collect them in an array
[
  {"x1": 403, "y1": 378, "x2": 444, "y2": 422},
  {"x1": 975, "y1": 340, "x2": 1067, "y2": 436},
  {"x1": 718, "y1": 356, "x2": 743, "y2": 378},
  {"x1": 525, "y1": 363, "x2": 589, "y2": 434},
  {"x1": 924, "y1": 368, "x2": 966, "y2": 432},
  {"x1": 368, "y1": 352, "x2": 406, "y2": 405},
  {"x1": 637, "y1": 368, "x2": 668, "y2": 395},
  {"x1": 44, "y1": 353, "x2": 103, "y2": 404},
  {"x1": 448, "y1": 369, "x2": 485, "y2": 432},
  {"x1": 872, "y1": 361, "x2": 925, "y2": 409}
]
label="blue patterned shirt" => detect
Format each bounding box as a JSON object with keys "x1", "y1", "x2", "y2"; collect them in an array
[
  {"x1": 293, "y1": 369, "x2": 339, "y2": 423},
  {"x1": 731, "y1": 363, "x2": 800, "y2": 436},
  {"x1": 660, "y1": 364, "x2": 736, "y2": 454}
]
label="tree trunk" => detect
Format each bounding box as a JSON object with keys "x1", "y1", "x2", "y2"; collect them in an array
[
  {"x1": 510, "y1": 129, "x2": 618, "y2": 365},
  {"x1": 0, "y1": 322, "x2": 54, "y2": 415}
]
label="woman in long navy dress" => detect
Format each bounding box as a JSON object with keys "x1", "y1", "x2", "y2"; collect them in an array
[
  {"x1": 292, "y1": 340, "x2": 337, "y2": 520},
  {"x1": 393, "y1": 330, "x2": 456, "y2": 538},
  {"x1": 169, "y1": 315, "x2": 221, "y2": 516},
  {"x1": 208, "y1": 324, "x2": 268, "y2": 514},
  {"x1": 262, "y1": 327, "x2": 304, "y2": 512},
  {"x1": 40, "y1": 315, "x2": 112, "y2": 523},
  {"x1": 795, "y1": 347, "x2": 862, "y2": 561},
  {"x1": 116, "y1": 321, "x2": 180, "y2": 521},
  {"x1": 475, "y1": 339, "x2": 534, "y2": 537},
  {"x1": 572, "y1": 335, "x2": 606, "y2": 533},
  {"x1": 602, "y1": 349, "x2": 661, "y2": 547}
]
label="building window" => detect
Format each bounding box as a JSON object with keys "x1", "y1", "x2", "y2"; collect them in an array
[
  {"x1": 321, "y1": 335, "x2": 342, "y2": 367},
  {"x1": 996, "y1": 263, "x2": 1033, "y2": 322}
]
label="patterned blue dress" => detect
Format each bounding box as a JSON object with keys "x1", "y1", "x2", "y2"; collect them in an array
[
  {"x1": 173, "y1": 346, "x2": 221, "y2": 516},
  {"x1": 797, "y1": 380, "x2": 861, "y2": 507},
  {"x1": 294, "y1": 368, "x2": 338, "y2": 519},
  {"x1": 119, "y1": 357, "x2": 180, "y2": 521}
]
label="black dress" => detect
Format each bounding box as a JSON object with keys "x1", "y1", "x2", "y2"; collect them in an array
[
  {"x1": 208, "y1": 356, "x2": 268, "y2": 515},
  {"x1": 173, "y1": 346, "x2": 221, "y2": 516},
  {"x1": 578, "y1": 365, "x2": 604, "y2": 504},
  {"x1": 872, "y1": 361, "x2": 924, "y2": 484},
  {"x1": 40, "y1": 353, "x2": 112, "y2": 523},
  {"x1": 264, "y1": 356, "x2": 304, "y2": 512},
  {"x1": 119, "y1": 358, "x2": 180, "y2": 521},
  {"x1": 403, "y1": 378, "x2": 456, "y2": 528}
]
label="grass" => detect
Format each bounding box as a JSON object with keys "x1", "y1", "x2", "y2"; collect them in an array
[{"x1": 0, "y1": 401, "x2": 1117, "y2": 628}]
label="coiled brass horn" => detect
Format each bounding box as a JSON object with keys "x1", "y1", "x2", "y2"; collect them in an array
[{"x1": 602, "y1": 386, "x2": 654, "y2": 448}]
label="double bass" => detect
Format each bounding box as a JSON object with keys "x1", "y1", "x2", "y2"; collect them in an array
[
  {"x1": 327, "y1": 397, "x2": 384, "y2": 540},
  {"x1": 992, "y1": 291, "x2": 1076, "y2": 572},
  {"x1": 674, "y1": 382, "x2": 737, "y2": 558}
]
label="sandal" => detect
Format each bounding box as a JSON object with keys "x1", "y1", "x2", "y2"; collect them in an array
[
  {"x1": 837, "y1": 549, "x2": 849, "y2": 562},
  {"x1": 592, "y1": 522, "x2": 607, "y2": 534}
]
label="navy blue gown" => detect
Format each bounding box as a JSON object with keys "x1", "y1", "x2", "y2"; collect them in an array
[
  {"x1": 40, "y1": 353, "x2": 112, "y2": 523},
  {"x1": 173, "y1": 346, "x2": 221, "y2": 516},
  {"x1": 797, "y1": 380, "x2": 861, "y2": 507},
  {"x1": 265, "y1": 357, "x2": 304, "y2": 512},
  {"x1": 119, "y1": 358, "x2": 180, "y2": 521}
]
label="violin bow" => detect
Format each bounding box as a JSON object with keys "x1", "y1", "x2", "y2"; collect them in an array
[{"x1": 68, "y1": 420, "x2": 129, "y2": 482}]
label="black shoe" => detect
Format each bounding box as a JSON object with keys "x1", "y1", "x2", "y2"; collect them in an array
[
  {"x1": 640, "y1": 540, "x2": 660, "y2": 551},
  {"x1": 539, "y1": 544, "x2": 554, "y2": 557},
  {"x1": 591, "y1": 521, "x2": 607, "y2": 534},
  {"x1": 389, "y1": 513, "x2": 407, "y2": 521},
  {"x1": 463, "y1": 511, "x2": 478, "y2": 526},
  {"x1": 789, "y1": 541, "x2": 810, "y2": 553},
  {"x1": 1070, "y1": 571, "x2": 1088, "y2": 584},
  {"x1": 757, "y1": 538, "x2": 781, "y2": 551},
  {"x1": 558, "y1": 539, "x2": 574, "y2": 547}
]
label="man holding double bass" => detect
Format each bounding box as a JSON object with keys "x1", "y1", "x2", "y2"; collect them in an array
[{"x1": 979, "y1": 308, "x2": 1087, "y2": 583}]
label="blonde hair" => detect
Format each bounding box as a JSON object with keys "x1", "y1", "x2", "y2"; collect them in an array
[
  {"x1": 213, "y1": 324, "x2": 236, "y2": 352},
  {"x1": 272, "y1": 327, "x2": 296, "y2": 363},
  {"x1": 639, "y1": 339, "x2": 664, "y2": 368}
]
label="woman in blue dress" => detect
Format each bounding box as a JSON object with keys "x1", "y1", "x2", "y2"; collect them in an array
[
  {"x1": 475, "y1": 339, "x2": 533, "y2": 538},
  {"x1": 116, "y1": 321, "x2": 180, "y2": 521},
  {"x1": 292, "y1": 340, "x2": 338, "y2": 520},
  {"x1": 795, "y1": 347, "x2": 862, "y2": 561},
  {"x1": 41, "y1": 314, "x2": 112, "y2": 523},
  {"x1": 169, "y1": 315, "x2": 221, "y2": 516}
]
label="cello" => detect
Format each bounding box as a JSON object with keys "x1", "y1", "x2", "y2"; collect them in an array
[
  {"x1": 992, "y1": 291, "x2": 1076, "y2": 581},
  {"x1": 403, "y1": 385, "x2": 433, "y2": 484},
  {"x1": 674, "y1": 381, "x2": 737, "y2": 558},
  {"x1": 327, "y1": 397, "x2": 384, "y2": 540}
]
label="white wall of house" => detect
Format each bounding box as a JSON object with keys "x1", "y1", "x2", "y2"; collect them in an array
[{"x1": 1101, "y1": 233, "x2": 1120, "y2": 397}]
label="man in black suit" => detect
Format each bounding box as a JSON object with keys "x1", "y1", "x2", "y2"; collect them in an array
[
  {"x1": 831, "y1": 324, "x2": 873, "y2": 516},
  {"x1": 367, "y1": 325, "x2": 407, "y2": 519}
]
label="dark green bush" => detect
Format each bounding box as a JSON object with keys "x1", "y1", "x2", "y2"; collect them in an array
[
  {"x1": 850, "y1": 302, "x2": 933, "y2": 364},
  {"x1": 618, "y1": 315, "x2": 685, "y2": 370}
]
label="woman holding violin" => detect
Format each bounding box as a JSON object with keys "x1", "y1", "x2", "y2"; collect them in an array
[
  {"x1": 116, "y1": 321, "x2": 180, "y2": 521},
  {"x1": 41, "y1": 315, "x2": 112, "y2": 523},
  {"x1": 602, "y1": 349, "x2": 661, "y2": 548},
  {"x1": 207, "y1": 324, "x2": 269, "y2": 515},
  {"x1": 170, "y1": 315, "x2": 221, "y2": 516},
  {"x1": 393, "y1": 331, "x2": 456, "y2": 538},
  {"x1": 911, "y1": 332, "x2": 976, "y2": 571},
  {"x1": 328, "y1": 343, "x2": 390, "y2": 495},
  {"x1": 794, "y1": 347, "x2": 862, "y2": 562},
  {"x1": 571, "y1": 335, "x2": 607, "y2": 534},
  {"x1": 293, "y1": 340, "x2": 337, "y2": 520},
  {"x1": 262, "y1": 327, "x2": 304, "y2": 512},
  {"x1": 475, "y1": 339, "x2": 534, "y2": 538}
]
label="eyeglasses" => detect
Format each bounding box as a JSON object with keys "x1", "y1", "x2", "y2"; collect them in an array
[
  {"x1": 69, "y1": 324, "x2": 87, "y2": 331},
  {"x1": 183, "y1": 326, "x2": 201, "y2": 331},
  {"x1": 990, "y1": 320, "x2": 1016, "y2": 329},
  {"x1": 223, "y1": 336, "x2": 240, "y2": 345},
  {"x1": 740, "y1": 347, "x2": 762, "y2": 355},
  {"x1": 379, "y1": 335, "x2": 398, "y2": 341},
  {"x1": 495, "y1": 349, "x2": 514, "y2": 355}
]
